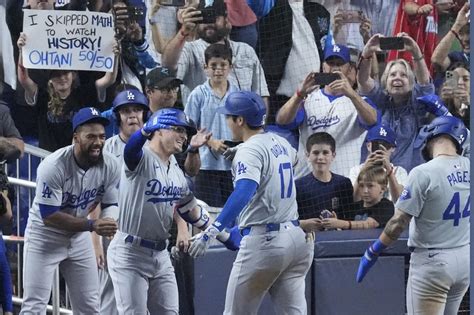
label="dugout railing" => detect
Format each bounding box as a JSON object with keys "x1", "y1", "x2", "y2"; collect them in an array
[{"x1": 5, "y1": 144, "x2": 73, "y2": 314}]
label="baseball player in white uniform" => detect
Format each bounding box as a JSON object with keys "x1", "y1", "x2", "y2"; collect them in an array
[
  {"x1": 92, "y1": 90, "x2": 150, "y2": 315},
  {"x1": 189, "y1": 91, "x2": 314, "y2": 314},
  {"x1": 107, "y1": 108, "x2": 238, "y2": 314},
  {"x1": 356, "y1": 116, "x2": 470, "y2": 315},
  {"x1": 20, "y1": 107, "x2": 120, "y2": 314}
]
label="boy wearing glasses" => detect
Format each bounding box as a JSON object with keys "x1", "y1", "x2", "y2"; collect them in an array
[
  {"x1": 349, "y1": 124, "x2": 408, "y2": 202},
  {"x1": 184, "y1": 43, "x2": 239, "y2": 207}
]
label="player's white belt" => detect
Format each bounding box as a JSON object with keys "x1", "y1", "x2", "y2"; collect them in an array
[
  {"x1": 124, "y1": 234, "x2": 167, "y2": 251},
  {"x1": 240, "y1": 220, "x2": 300, "y2": 236}
]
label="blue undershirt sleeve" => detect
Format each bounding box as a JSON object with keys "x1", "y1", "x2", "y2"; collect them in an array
[
  {"x1": 124, "y1": 129, "x2": 148, "y2": 171},
  {"x1": 39, "y1": 204, "x2": 60, "y2": 219},
  {"x1": 213, "y1": 179, "x2": 259, "y2": 231}
]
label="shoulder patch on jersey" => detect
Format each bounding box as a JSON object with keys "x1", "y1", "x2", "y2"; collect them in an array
[
  {"x1": 236, "y1": 161, "x2": 247, "y2": 175},
  {"x1": 399, "y1": 188, "x2": 411, "y2": 201}
]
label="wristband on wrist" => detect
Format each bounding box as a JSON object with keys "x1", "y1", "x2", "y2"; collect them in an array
[
  {"x1": 450, "y1": 29, "x2": 461, "y2": 42},
  {"x1": 412, "y1": 54, "x2": 424, "y2": 62},
  {"x1": 87, "y1": 219, "x2": 95, "y2": 232},
  {"x1": 187, "y1": 145, "x2": 199, "y2": 154},
  {"x1": 296, "y1": 89, "x2": 306, "y2": 99},
  {"x1": 387, "y1": 166, "x2": 394, "y2": 177}
]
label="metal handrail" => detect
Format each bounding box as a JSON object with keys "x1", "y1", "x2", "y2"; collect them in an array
[{"x1": 6, "y1": 144, "x2": 73, "y2": 314}]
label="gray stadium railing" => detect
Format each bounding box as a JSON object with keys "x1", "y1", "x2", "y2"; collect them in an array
[{"x1": 6, "y1": 144, "x2": 72, "y2": 314}]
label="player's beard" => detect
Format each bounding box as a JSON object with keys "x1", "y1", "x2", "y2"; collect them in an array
[{"x1": 83, "y1": 143, "x2": 104, "y2": 166}]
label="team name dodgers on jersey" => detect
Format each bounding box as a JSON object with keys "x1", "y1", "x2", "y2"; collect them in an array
[
  {"x1": 447, "y1": 171, "x2": 470, "y2": 187},
  {"x1": 43, "y1": 183, "x2": 105, "y2": 210},
  {"x1": 145, "y1": 179, "x2": 186, "y2": 203}
]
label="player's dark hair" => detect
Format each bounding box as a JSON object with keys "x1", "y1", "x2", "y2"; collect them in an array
[
  {"x1": 447, "y1": 61, "x2": 469, "y2": 72},
  {"x1": 357, "y1": 165, "x2": 388, "y2": 188},
  {"x1": 205, "y1": 44, "x2": 233, "y2": 65},
  {"x1": 229, "y1": 116, "x2": 262, "y2": 130},
  {"x1": 305, "y1": 132, "x2": 336, "y2": 153}
]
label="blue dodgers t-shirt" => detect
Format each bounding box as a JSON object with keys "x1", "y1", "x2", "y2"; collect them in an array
[{"x1": 295, "y1": 172, "x2": 354, "y2": 220}]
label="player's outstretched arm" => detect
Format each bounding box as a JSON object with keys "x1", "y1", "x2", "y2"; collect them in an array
[
  {"x1": 187, "y1": 179, "x2": 258, "y2": 258},
  {"x1": 173, "y1": 192, "x2": 241, "y2": 251},
  {"x1": 356, "y1": 209, "x2": 412, "y2": 282}
]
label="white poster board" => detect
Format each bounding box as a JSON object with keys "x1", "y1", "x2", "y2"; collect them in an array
[{"x1": 22, "y1": 9, "x2": 115, "y2": 72}]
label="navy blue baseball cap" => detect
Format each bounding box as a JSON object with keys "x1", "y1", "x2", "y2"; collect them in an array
[
  {"x1": 73, "y1": 107, "x2": 110, "y2": 132},
  {"x1": 324, "y1": 44, "x2": 350, "y2": 64},
  {"x1": 366, "y1": 124, "x2": 397, "y2": 147}
]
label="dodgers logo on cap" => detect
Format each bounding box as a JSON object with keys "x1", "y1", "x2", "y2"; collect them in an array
[{"x1": 127, "y1": 91, "x2": 135, "y2": 101}]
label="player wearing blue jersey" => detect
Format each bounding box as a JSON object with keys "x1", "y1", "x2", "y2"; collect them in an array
[
  {"x1": 189, "y1": 91, "x2": 314, "y2": 314},
  {"x1": 356, "y1": 116, "x2": 470, "y2": 315},
  {"x1": 20, "y1": 108, "x2": 120, "y2": 314}
]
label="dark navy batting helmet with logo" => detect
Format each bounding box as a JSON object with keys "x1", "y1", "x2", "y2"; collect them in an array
[
  {"x1": 217, "y1": 91, "x2": 266, "y2": 127},
  {"x1": 414, "y1": 116, "x2": 468, "y2": 161},
  {"x1": 112, "y1": 90, "x2": 149, "y2": 113}
]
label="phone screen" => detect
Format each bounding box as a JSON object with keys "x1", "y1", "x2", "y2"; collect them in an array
[
  {"x1": 313, "y1": 73, "x2": 340, "y2": 86},
  {"x1": 379, "y1": 37, "x2": 405, "y2": 50}
]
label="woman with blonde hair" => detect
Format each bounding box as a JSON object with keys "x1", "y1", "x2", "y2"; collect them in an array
[
  {"x1": 16, "y1": 32, "x2": 120, "y2": 152},
  {"x1": 357, "y1": 32, "x2": 436, "y2": 172}
]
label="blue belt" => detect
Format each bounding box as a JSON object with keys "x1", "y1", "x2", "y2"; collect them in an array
[
  {"x1": 124, "y1": 235, "x2": 167, "y2": 251},
  {"x1": 240, "y1": 220, "x2": 300, "y2": 236}
]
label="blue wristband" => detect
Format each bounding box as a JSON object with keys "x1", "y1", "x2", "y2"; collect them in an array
[
  {"x1": 88, "y1": 219, "x2": 95, "y2": 232},
  {"x1": 371, "y1": 239, "x2": 387, "y2": 254}
]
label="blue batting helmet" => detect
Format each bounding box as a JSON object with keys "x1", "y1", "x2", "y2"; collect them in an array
[
  {"x1": 414, "y1": 116, "x2": 468, "y2": 161},
  {"x1": 112, "y1": 90, "x2": 149, "y2": 113},
  {"x1": 144, "y1": 108, "x2": 197, "y2": 137},
  {"x1": 217, "y1": 91, "x2": 266, "y2": 127}
]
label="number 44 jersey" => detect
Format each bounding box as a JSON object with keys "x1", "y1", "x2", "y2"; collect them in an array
[
  {"x1": 232, "y1": 132, "x2": 298, "y2": 228},
  {"x1": 396, "y1": 155, "x2": 470, "y2": 249}
]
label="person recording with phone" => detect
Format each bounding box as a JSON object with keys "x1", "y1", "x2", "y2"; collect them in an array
[
  {"x1": 439, "y1": 62, "x2": 470, "y2": 127},
  {"x1": 162, "y1": 0, "x2": 269, "y2": 106},
  {"x1": 358, "y1": 32, "x2": 436, "y2": 172},
  {"x1": 276, "y1": 44, "x2": 378, "y2": 179},
  {"x1": 432, "y1": 2, "x2": 470, "y2": 73},
  {"x1": 349, "y1": 124, "x2": 408, "y2": 203}
]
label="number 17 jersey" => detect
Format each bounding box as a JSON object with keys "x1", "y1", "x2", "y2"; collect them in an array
[
  {"x1": 232, "y1": 132, "x2": 299, "y2": 228},
  {"x1": 396, "y1": 156, "x2": 470, "y2": 249}
]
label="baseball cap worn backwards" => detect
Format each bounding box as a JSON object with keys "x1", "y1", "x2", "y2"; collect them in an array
[
  {"x1": 324, "y1": 44, "x2": 350, "y2": 64},
  {"x1": 73, "y1": 107, "x2": 109, "y2": 132},
  {"x1": 146, "y1": 67, "x2": 183, "y2": 89}
]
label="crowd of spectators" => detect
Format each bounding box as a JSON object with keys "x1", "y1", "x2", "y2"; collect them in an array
[{"x1": 0, "y1": 0, "x2": 471, "y2": 312}]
